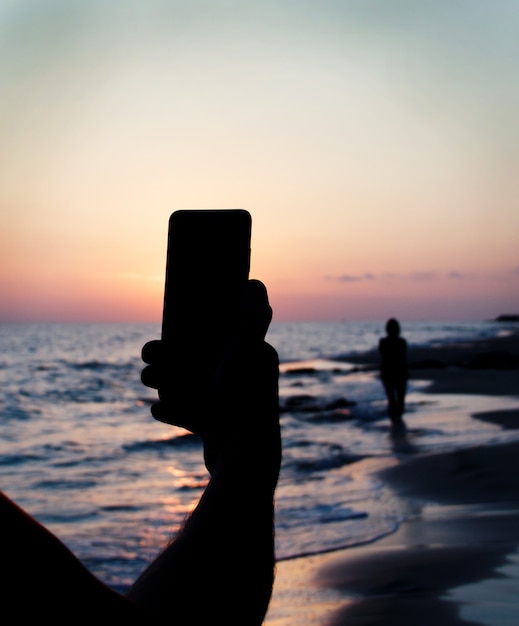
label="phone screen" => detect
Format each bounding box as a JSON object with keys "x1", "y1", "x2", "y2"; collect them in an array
[{"x1": 160, "y1": 209, "x2": 251, "y2": 427}]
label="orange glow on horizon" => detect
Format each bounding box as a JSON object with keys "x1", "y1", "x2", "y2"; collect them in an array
[{"x1": 1, "y1": 4, "x2": 518, "y2": 323}]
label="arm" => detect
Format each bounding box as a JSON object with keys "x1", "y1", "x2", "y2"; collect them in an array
[
  {"x1": 0, "y1": 491, "x2": 150, "y2": 622},
  {"x1": 127, "y1": 280, "x2": 281, "y2": 626}
]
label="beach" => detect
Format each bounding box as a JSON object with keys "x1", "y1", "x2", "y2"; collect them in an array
[
  {"x1": 1, "y1": 319, "x2": 518, "y2": 612},
  {"x1": 265, "y1": 329, "x2": 519, "y2": 626}
]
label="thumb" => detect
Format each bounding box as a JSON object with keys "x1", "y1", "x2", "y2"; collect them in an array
[{"x1": 238, "y1": 279, "x2": 273, "y2": 344}]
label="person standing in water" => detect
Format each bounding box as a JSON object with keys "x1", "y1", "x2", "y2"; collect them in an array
[{"x1": 379, "y1": 318, "x2": 408, "y2": 425}]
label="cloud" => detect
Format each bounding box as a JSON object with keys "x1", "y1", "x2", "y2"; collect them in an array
[
  {"x1": 327, "y1": 271, "x2": 440, "y2": 283},
  {"x1": 326, "y1": 269, "x2": 519, "y2": 284},
  {"x1": 447, "y1": 271, "x2": 477, "y2": 280},
  {"x1": 331, "y1": 273, "x2": 376, "y2": 282},
  {"x1": 410, "y1": 271, "x2": 437, "y2": 281}
]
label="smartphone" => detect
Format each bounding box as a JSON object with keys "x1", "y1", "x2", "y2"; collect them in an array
[{"x1": 159, "y1": 209, "x2": 251, "y2": 428}]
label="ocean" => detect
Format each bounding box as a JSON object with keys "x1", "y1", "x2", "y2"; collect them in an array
[{"x1": 1, "y1": 319, "x2": 518, "y2": 593}]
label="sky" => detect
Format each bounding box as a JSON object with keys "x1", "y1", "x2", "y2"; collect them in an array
[{"x1": 1, "y1": 0, "x2": 518, "y2": 322}]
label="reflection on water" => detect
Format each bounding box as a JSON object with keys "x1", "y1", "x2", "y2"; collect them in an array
[{"x1": 1, "y1": 321, "x2": 518, "y2": 590}]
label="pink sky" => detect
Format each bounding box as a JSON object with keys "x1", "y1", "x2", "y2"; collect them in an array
[{"x1": 1, "y1": 2, "x2": 518, "y2": 322}]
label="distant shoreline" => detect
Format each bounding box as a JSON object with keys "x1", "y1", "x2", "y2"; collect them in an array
[{"x1": 345, "y1": 325, "x2": 519, "y2": 361}]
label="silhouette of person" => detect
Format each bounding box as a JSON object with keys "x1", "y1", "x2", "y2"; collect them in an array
[
  {"x1": 379, "y1": 318, "x2": 408, "y2": 425},
  {"x1": 0, "y1": 279, "x2": 280, "y2": 625}
]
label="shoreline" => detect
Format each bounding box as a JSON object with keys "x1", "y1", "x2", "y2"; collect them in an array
[
  {"x1": 265, "y1": 330, "x2": 519, "y2": 625},
  {"x1": 267, "y1": 442, "x2": 519, "y2": 626}
]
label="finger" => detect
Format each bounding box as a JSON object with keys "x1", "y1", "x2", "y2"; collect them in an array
[
  {"x1": 141, "y1": 364, "x2": 159, "y2": 389},
  {"x1": 241, "y1": 279, "x2": 273, "y2": 342},
  {"x1": 261, "y1": 341, "x2": 280, "y2": 371},
  {"x1": 141, "y1": 339, "x2": 164, "y2": 364},
  {"x1": 150, "y1": 401, "x2": 170, "y2": 424},
  {"x1": 150, "y1": 399, "x2": 194, "y2": 432}
]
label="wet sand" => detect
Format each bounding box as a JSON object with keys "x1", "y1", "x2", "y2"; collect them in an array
[{"x1": 265, "y1": 329, "x2": 519, "y2": 625}]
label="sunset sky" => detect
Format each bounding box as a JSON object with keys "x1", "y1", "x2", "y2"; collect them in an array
[{"x1": 1, "y1": 1, "x2": 518, "y2": 322}]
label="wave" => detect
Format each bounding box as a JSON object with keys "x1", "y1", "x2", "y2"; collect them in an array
[
  {"x1": 33, "y1": 478, "x2": 99, "y2": 490},
  {"x1": 280, "y1": 394, "x2": 355, "y2": 414},
  {"x1": 64, "y1": 359, "x2": 137, "y2": 372},
  {"x1": 0, "y1": 452, "x2": 43, "y2": 466},
  {"x1": 100, "y1": 504, "x2": 143, "y2": 513},
  {"x1": 276, "y1": 523, "x2": 400, "y2": 562},
  {"x1": 37, "y1": 510, "x2": 99, "y2": 524},
  {"x1": 289, "y1": 452, "x2": 364, "y2": 473},
  {"x1": 277, "y1": 503, "x2": 368, "y2": 530},
  {"x1": 282, "y1": 439, "x2": 365, "y2": 475},
  {"x1": 0, "y1": 401, "x2": 43, "y2": 421},
  {"x1": 123, "y1": 433, "x2": 202, "y2": 453}
]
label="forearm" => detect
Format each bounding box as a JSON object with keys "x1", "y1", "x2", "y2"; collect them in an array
[{"x1": 127, "y1": 452, "x2": 278, "y2": 626}]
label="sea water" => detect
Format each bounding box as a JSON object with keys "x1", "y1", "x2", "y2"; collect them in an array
[{"x1": 1, "y1": 319, "x2": 518, "y2": 592}]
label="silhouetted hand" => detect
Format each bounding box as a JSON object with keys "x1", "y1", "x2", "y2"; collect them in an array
[{"x1": 141, "y1": 280, "x2": 280, "y2": 479}]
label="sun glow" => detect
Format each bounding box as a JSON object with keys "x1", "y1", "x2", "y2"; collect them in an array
[{"x1": 1, "y1": 2, "x2": 518, "y2": 322}]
